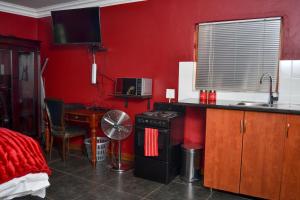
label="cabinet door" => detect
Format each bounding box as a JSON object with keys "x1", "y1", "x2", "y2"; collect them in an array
[
  {"x1": 0, "y1": 49, "x2": 12, "y2": 128},
  {"x1": 240, "y1": 112, "x2": 286, "y2": 199},
  {"x1": 13, "y1": 51, "x2": 39, "y2": 136},
  {"x1": 280, "y1": 115, "x2": 300, "y2": 200},
  {"x1": 204, "y1": 109, "x2": 244, "y2": 193}
]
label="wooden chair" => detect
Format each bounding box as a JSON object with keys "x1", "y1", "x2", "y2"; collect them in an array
[{"x1": 44, "y1": 98, "x2": 87, "y2": 161}]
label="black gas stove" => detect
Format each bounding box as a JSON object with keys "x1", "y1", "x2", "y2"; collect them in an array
[
  {"x1": 135, "y1": 111, "x2": 179, "y2": 128},
  {"x1": 134, "y1": 103, "x2": 185, "y2": 184},
  {"x1": 142, "y1": 111, "x2": 179, "y2": 118}
]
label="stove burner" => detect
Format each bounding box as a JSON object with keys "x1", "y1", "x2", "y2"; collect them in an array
[{"x1": 143, "y1": 111, "x2": 178, "y2": 118}]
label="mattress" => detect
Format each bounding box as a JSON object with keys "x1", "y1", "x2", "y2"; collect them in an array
[{"x1": 0, "y1": 173, "x2": 50, "y2": 200}]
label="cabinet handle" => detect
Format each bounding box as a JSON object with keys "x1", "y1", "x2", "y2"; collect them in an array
[
  {"x1": 286, "y1": 123, "x2": 290, "y2": 138},
  {"x1": 243, "y1": 120, "x2": 247, "y2": 133},
  {"x1": 240, "y1": 120, "x2": 244, "y2": 134}
]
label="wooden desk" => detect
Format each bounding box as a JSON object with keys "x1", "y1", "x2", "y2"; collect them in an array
[{"x1": 45, "y1": 108, "x2": 107, "y2": 168}]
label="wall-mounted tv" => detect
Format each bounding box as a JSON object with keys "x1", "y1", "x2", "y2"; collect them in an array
[{"x1": 51, "y1": 7, "x2": 101, "y2": 45}]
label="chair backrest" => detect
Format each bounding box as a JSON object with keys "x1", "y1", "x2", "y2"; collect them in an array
[{"x1": 45, "y1": 98, "x2": 65, "y2": 134}]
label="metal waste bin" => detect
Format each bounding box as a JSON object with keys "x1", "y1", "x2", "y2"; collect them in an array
[{"x1": 180, "y1": 144, "x2": 202, "y2": 182}]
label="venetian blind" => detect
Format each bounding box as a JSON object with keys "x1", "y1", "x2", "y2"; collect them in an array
[{"x1": 195, "y1": 17, "x2": 281, "y2": 92}]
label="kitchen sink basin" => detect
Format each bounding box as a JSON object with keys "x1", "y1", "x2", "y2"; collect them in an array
[{"x1": 236, "y1": 102, "x2": 271, "y2": 107}]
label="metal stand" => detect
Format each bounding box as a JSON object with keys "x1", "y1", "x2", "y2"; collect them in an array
[{"x1": 111, "y1": 140, "x2": 132, "y2": 173}]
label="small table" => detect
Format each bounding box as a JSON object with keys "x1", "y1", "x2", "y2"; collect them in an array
[{"x1": 44, "y1": 107, "x2": 107, "y2": 168}]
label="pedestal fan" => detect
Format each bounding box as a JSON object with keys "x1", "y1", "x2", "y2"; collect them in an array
[{"x1": 101, "y1": 110, "x2": 133, "y2": 172}]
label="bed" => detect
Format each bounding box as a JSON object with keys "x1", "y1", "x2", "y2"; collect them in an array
[{"x1": 0, "y1": 128, "x2": 51, "y2": 200}]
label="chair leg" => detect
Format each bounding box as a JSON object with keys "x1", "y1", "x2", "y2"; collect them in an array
[
  {"x1": 67, "y1": 138, "x2": 70, "y2": 159},
  {"x1": 62, "y1": 138, "x2": 66, "y2": 162},
  {"x1": 49, "y1": 135, "x2": 54, "y2": 160},
  {"x1": 81, "y1": 137, "x2": 85, "y2": 156}
]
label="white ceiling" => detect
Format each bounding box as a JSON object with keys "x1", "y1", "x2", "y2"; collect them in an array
[
  {"x1": 0, "y1": 0, "x2": 79, "y2": 9},
  {"x1": 0, "y1": 0, "x2": 145, "y2": 18}
]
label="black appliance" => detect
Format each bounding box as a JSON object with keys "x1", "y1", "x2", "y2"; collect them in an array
[
  {"x1": 51, "y1": 7, "x2": 101, "y2": 45},
  {"x1": 134, "y1": 103, "x2": 185, "y2": 184},
  {"x1": 115, "y1": 78, "x2": 152, "y2": 96}
]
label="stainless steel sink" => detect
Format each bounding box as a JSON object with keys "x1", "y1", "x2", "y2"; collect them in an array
[{"x1": 236, "y1": 102, "x2": 271, "y2": 107}]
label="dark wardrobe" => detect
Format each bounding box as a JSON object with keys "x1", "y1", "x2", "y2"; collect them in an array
[{"x1": 0, "y1": 35, "x2": 41, "y2": 137}]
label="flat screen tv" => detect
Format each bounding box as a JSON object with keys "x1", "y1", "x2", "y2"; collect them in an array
[{"x1": 51, "y1": 7, "x2": 101, "y2": 45}]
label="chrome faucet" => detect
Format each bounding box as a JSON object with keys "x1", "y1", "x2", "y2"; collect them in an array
[{"x1": 259, "y1": 73, "x2": 278, "y2": 105}]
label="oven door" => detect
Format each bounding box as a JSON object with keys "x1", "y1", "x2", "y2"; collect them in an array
[{"x1": 135, "y1": 126, "x2": 170, "y2": 162}]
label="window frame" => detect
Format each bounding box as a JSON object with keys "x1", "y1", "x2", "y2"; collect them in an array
[{"x1": 194, "y1": 17, "x2": 282, "y2": 93}]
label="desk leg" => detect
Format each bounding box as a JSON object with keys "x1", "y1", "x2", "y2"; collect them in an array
[
  {"x1": 90, "y1": 114, "x2": 97, "y2": 168},
  {"x1": 45, "y1": 118, "x2": 50, "y2": 153}
]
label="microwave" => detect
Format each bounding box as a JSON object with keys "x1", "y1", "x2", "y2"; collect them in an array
[{"x1": 115, "y1": 78, "x2": 152, "y2": 96}]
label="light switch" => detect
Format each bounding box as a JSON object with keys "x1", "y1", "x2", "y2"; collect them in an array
[{"x1": 166, "y1": 89, "x2": 175, "y2": 99}]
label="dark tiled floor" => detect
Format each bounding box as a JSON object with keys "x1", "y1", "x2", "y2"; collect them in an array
[{"x1": 19, "y1": 149, "x2": 254, "y2": 200}]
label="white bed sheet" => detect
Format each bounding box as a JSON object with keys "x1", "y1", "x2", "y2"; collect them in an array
[{"x1": 0, "y1": 173, "x2": 50, "y2": 200}]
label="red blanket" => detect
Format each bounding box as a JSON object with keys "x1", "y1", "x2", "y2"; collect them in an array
[{"x1": 0, "y1": 128, "x2": 51, "y2": 184}]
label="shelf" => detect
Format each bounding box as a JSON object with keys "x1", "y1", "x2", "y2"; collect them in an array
[
  {"x1": 113, "y1": 94, "x2": 152, "y2": 109},
  {"x1": 89, "y1": 45, "x2": 107, "y2": 52},
  {"x1": 114, "y1": 94, "x2": 152, "y2": 99}
]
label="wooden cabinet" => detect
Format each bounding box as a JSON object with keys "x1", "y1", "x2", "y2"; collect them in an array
[
  {"x1": 240, "y1": 112, "x2": 286, "y2": 199},
  {"x1": 204, "y1": 109, "x2": 299, "y2": 200},
  {"x1": 204, "y1": 109, "x2": 244, "y2": 193},
  {"x1": 0, "y1": 35, "x2": 41, "y2": 137},
  {"x1": 280, "y1": 115, "x2": 300, "y2": 200}
]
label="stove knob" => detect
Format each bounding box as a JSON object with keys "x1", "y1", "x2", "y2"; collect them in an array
[{"x1": 145, "y1": 119, "x2": 148, "y2": 123}]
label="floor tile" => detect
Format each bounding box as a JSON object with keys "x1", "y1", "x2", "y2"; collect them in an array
[
  {"x1": 48, "y1": 155, "x2": 90, "y2": 174},
  {"x1": 172, "y1": 176, "x2": 204, "y2": 188},
  {"x1": 46, "y1": 174, "x2": 97, "y2": 200},
  {"x1": 45, "y1": 149, "x2": 62, "y2": 164},
  {"x1": 72, "y1": 162, "x2": 122, "y2": 183},
  {"x1": 103, "y1": 171, "x2": 162, "y2": 197},
  {"x1": 40, "y1": 149, "x2": 257, "y2": 200},
  {"x1": 74, "y1": 185, "x2": 141, "y2": 200},
  {"x1": 68, "y1": 149, "x2": 86, "y2": 157},
  {"x1": 145, "y1": 181, "x2": 211, "y2": 200},
  {"x1": 48, "y1": 168, "x2": 67, "y2": 183},
  {"x1": 210, "y1": 190, "x2": 254, "y2": 200}
]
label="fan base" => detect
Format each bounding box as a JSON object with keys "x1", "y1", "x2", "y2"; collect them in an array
[{"x1": 110, "y1": 161, "x2": 133, "y2": 173}]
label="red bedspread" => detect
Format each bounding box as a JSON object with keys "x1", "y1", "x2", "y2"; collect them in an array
[{"x1": 0, "y1": 128, "x2": 51, "y2": 184}]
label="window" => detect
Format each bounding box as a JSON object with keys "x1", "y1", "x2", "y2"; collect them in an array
[{"x1": 195, "y1": 17, "x2": 281, "y2": 92}]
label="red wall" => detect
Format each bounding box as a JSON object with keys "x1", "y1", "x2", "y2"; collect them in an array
[
  {"x1": 0, "y1": 12, "x2": 38, "y2": 40},
  {"x1": 37, "y1": 0, "x2": 300, "y2": 154}
]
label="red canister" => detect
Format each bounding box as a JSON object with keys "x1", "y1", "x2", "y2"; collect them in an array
[
  {"x1": 200, "y1": 90, "x2": 208, "y2": 103},
  {"x1": 208, "y1": 90, "x2": 216, "y2": 103}
]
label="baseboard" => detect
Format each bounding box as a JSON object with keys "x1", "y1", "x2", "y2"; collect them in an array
[
  {"x1": 69, "y1": 143, "x2": 84, "y2": 151},
  {"x1": 107, "y1": 152, "x2": 134, "y2": 162}
]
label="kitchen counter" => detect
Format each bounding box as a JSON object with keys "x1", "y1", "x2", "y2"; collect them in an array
[{"x1": 175, "y1": 98, "x2": 300, "y2": 115}]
